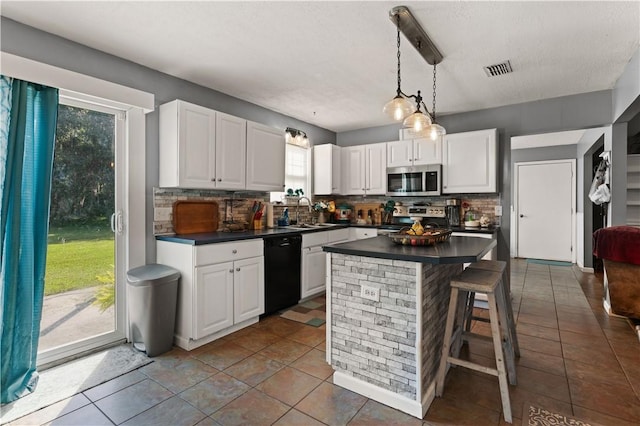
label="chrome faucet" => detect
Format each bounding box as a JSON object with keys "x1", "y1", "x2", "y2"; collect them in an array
[{"x1": 296, "y1": 196, "x2": 313, "y2": 225}]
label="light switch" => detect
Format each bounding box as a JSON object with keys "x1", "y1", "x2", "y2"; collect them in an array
[{"x1": 494, "y1": 205, "x2": 503, "y2": 216}]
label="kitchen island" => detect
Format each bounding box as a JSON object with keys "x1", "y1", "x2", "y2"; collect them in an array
[{"x1": 322, "y1": 235, "x2": 497, "y2": 419}]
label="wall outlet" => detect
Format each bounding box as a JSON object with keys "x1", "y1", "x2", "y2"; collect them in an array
[
  {"x1": 361, "y1": 285, "x2": 380, "y2": 302},
  {"x1": 494, "y1": 205, "x2": 503, "y2": 216}
]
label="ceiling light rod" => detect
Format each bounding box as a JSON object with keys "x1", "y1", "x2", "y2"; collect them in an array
[{"x1": 389, "y1": 6, "x2": 443, "y2": 66}]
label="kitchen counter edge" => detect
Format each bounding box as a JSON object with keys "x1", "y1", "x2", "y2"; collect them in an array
[
  {"x1": 323, "y1": 235, "x2": 497, "y2": 264},
  {"x1": 155, "y1": 224, "x2": 350, "y2": 245}
]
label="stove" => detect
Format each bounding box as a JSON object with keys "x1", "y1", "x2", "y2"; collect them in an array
[{"x1": 388, "y1": 205, "x2": 449, "y2": 229}]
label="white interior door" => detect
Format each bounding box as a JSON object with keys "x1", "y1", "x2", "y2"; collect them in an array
[{"x1": 516, "y1": 160, "x2": 575, "y2": 262}]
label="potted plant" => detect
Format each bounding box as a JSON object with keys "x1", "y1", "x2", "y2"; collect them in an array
[{"x1": 284, "y1": 188, "x2": 304, "y2": 205}]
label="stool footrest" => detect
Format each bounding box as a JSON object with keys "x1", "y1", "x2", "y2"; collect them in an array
[
  {"x1": 448, "y1": 357, "x2": 499, "y2": 377},
  {"x1": 463, "y1": 332, "x2": 493, "y2": 344}
]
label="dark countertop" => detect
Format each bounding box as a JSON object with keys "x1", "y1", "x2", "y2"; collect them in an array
[
  {"x1": 154, "y1": 223, "x2": 497, "y2": 245},
  {"x1": 351, "y1": 224, "x2": 498, "y2": 234},
  {"x1": 155, "y1": 224, "x2": 349, "y2": 245},
  {"x1": 323, "y1": 235, "x2": 497, "y2": 264}
]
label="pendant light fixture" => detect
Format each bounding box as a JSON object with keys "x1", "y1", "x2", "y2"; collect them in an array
[
  {"x1": 383, "y1": 6, "x2": 445, "y2": 138},
  {"x1": 383, "y1": 13, "x2": 414, "y2": 121},
  {"x1": 427, "y1": 64, "x2": 446, "y2": 140}
]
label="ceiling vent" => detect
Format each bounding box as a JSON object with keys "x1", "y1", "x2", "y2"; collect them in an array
[{"x1": 484, "y1": 60, "x2": 513, "y2": 77}]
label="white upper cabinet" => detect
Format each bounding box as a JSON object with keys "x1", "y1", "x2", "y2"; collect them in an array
[
  {"x1": 366, "y1": 142, "x2": 387, "y2": 194},
  {"x1": 313, "y1": 144, "x2": 341, "y2": 195},
  {"x1": 246, "y1": 121, "x2": 285, "y2": 192},
  {"x1": 413, "y1": 138, "x2": 442, "y2": 165},
  {"x1": 387, "y1": 138, "x2": 441, "y2": 167},
  {"x1": 215, "y1": 112, "x2": 246, "y2": 190},
  {"x1": 386, "y1": 139, "x2": 412, "y2": 168},
  {"x1": 342, "y1": 146, "x2": 366, "y2": 194},
  {"x1": 159, "y1": 100, "x2": 284, "y2": 191},
  {"x1": 442, "y1": 128, "x2": 498, "y2": 194},
  {"x1": 160, "y1": 100, "x2": 216, "y2": 188},
  {"x1": 342, "y1": 142, "x2": 387, "y2": 195}
]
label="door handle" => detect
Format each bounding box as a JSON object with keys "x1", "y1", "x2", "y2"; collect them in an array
[
  {"x1": 519, "y1": 214, "x2": 525, "y2": 218},
  {"x1": 111, "y1": 211, "x2": 124, "y2": 234}
]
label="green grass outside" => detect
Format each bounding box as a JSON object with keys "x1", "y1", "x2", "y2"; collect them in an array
[{"x1": 45, "y1": 220, "x2": 114, "y2": 296}]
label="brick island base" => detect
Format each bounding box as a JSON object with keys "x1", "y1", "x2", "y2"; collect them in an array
[{"x1": 326, "y1": 253, "x2": 463, "y2": 419}]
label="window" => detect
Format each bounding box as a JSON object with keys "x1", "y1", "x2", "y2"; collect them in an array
[{"x1": 270, "y1": 142, "x2": 311, "y2": 203}]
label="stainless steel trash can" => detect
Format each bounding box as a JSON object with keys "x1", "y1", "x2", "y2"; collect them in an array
[{"x1": 127, "y1": 264, "x2": 180, "y2": 357}]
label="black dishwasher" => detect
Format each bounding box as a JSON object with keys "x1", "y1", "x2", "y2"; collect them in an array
[{"x1": 263, "y1": 234, "x2": 302, "y2": 315}]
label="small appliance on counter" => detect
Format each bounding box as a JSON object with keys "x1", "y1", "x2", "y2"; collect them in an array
[
  {"x1": 445, "y1": 198, "x2": 461, "y2": 227},
  {"x1": 393, "y1": 201, "x2": 408, "y2": 217},
  {"x1": 464, "y1": 208, "x2": 480, "y2": 228},
  {"x1": 335, "y1": 204, "x2": 353, "y2": 223}
]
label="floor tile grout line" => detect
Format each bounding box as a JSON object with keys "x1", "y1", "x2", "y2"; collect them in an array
[{"x1": 571, "y1": 266, "x2": 640, "y2": 413}]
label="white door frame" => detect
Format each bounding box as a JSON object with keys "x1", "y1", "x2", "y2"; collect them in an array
[
  {"x1": 513, "y1": 159, "x2": 576, "y2": 263},
  {"x1": 37, "y1": 98, "x2": 128, "y2": 367}
]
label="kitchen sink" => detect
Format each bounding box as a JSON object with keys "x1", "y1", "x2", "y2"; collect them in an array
[{"x1": 288, "y1": 223, "x2": 339, "y2": 229}]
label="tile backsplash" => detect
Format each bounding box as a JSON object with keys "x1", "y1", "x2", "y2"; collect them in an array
[
  {"x1": 153, "y1": 188, "x2": 501, "y2": 234},
  {"x1": 153, "y1": 188, "x2": 316, "y2": 235}
]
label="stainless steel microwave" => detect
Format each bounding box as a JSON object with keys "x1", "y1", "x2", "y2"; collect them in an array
[{"x1": 386, "y1": 164, "x2": 441, "y2": 196}]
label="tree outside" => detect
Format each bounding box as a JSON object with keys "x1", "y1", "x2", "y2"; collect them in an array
[{"x1": 45, "y1": 104, "x2": 115, "y2": 300}]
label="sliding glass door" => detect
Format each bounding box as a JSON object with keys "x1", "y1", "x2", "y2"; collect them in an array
[{"x1": 38, "y1": 97, "x2": 126, "y2": 367}]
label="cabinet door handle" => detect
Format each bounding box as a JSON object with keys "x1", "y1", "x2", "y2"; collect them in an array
[
  {"x1": 229, "y1": 269, "x2": 234, "y2": 273},
  {"x1": 232, "y1": 249, "x2": 237, "y2": 254},
  {"x1": 211, "y1": 178, "x2": 216, "y2": 182},
  {"x1": 217, "y1": 178, "x2": 222, "y2": 182},
  {"x1": 236, "y1": 267, "x2": 240, "y2": 271}
]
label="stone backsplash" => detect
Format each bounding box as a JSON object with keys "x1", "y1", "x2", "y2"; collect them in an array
[
  {"x1": 153, "y1": 188, "x2": 501, "y2": 234},
  {"x1": 317, "y1": 194, "x2": 502, "y2": 226},
  {"x1": 153, "y1": 188, "x2": 317, "y2": 234}
]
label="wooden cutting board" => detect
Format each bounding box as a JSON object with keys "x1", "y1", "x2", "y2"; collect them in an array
[{"x1": 173, "y1": 200, "x2": 219, "y2": 234}]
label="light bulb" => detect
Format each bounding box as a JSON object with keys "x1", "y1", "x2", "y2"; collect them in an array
[
  {"x1": 428, "y1": 123, "x2": 446, "y2": 141},
  {"x1": 403, "y1": 111, "x2": 431, "y2": 133},
  {"x1": 383, "y1": 95, "x2": 413, "y2": 121}
]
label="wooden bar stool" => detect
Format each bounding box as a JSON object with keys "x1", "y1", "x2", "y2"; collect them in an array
[
  {"x1": 435, "y1": 267, "x2": 516, "y2": 424},
  {"x1": 465, "y1": 260, "x2": 520, "y2": 358}
]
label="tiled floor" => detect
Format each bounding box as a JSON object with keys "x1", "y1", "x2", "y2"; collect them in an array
[{"x1": 9, "y1": 259, "x2": 640, "y2": 425}]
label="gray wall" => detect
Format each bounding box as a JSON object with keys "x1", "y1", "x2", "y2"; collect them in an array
[
  {"x1": 337, "y1": 90, "x2": 615, "y2": 264},
  {"x1": 511, "y1": 145, "x2": 577, "y2": 164},
  {"x1": 0, "y1": 17, "x2": 336, "y2": 262}
]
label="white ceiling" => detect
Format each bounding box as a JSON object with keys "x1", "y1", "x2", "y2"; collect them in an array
[{"x1": 1, "y1": 1, "x2": 639, "y2": 133}]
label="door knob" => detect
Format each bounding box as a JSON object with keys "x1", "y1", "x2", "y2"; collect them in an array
[{"x1": 519, "y1": 214, "x2": 524, "y2": 218}]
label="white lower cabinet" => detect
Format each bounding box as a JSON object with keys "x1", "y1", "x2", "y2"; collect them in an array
[
  {"x1": 349, "y1": 227, "x2": 378, "y2": 241},
  {"x1": 195, "y1": 262, "x2": 234, "y2": 338},
  {"x1": 301, "y1": 229, "x2": 349, "y2": 299},
  {"x1": 302, "y1": 246, "x2": 328, "y2": 299},
  {"x1": 156, "y1": 239, "x2": 264, "y2": 350}
]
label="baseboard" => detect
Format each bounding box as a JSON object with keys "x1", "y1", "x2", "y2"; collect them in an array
[
  {"x1": 579, "y1": 265, "x2": 594, "y2": 273},
  {"x1": 174, "y1": 317, "x2": 258, "y2": 351},
  {"x1": 333, "y1": 371, "x2": 424, "y2": 419}
]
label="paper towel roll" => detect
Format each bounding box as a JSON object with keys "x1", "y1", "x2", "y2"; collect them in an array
[{"x1": 266, "y1": 203, "x2": 274, "y2": 228}]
